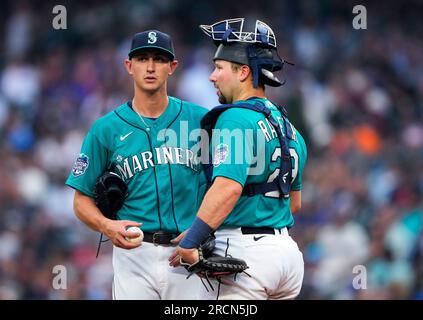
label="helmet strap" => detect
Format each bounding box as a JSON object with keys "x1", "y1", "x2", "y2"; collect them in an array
[{"x1": 246, "y1": 45, "x2": 260, "y2": 88}]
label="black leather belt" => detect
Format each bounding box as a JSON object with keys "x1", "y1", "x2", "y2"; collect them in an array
[
  {"x1": 241, "y1": 227, "x2": 278, "y2": 235},
  {"x1": 143, "y1": 231, "x2": 178, "y2": 245}
]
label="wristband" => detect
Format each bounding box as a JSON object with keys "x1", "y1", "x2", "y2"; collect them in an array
[{"x1": 179, "y1": 217, "x2": 213, "y2": 249}]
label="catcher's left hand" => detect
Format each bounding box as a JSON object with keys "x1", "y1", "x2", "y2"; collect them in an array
[
  {"x1": 169, "y1": 246, "x2": 198, "y2": 267},
  {"x1": 171, "y1": 236, "x2": 249, "y2": 280}
]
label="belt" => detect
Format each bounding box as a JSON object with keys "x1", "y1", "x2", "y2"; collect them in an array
[
  {"x1": 241, "y1": 226, "x2": 287, "y2": 235},
  {"x1": 143, "y1": 231, "x2": 179, "y2": 245}
]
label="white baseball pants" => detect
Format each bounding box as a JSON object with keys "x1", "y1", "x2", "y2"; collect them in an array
[
  {"x1": 112, "y1": 242, "x2": 201, "y2": 300},
  {"x1": 198, "y1": 227, "x2": 304, "y2": 300}
]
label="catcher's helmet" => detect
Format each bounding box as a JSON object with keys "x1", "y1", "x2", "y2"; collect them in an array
[{"x1": 200, "y1": 18, "x2": 291, "y2": 88}]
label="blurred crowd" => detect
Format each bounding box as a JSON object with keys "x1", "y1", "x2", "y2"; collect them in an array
[{"x1": 0, "y1": 0, "x2": 422, "y2": 299}]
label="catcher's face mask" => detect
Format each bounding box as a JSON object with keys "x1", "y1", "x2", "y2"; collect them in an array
[
  {"x1": 200, "y1": 18, "x2": 291, "y2": 88},
  {"x1": 200, "y1": 18, "x2": 277, "y2": 47}
]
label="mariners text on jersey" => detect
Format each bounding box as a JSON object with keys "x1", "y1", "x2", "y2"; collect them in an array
[{"x1": 115, "y1": 146, "x2": 201, "y2": 180}]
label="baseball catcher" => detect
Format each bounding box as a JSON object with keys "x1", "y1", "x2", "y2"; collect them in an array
[{"x1": 170, "y1": 18, "x2": 307, "y2": 300}]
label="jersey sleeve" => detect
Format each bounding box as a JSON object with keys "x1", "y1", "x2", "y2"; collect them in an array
[
  {"x1": 211, "y1": 117, "x2": 254, "y2": 187},
  {"x1": 290, "y1": 130, "x2": 307, "y2": 191},
  {"x1": 65, "y1": 130, "x2": 110, "y2": 197}
]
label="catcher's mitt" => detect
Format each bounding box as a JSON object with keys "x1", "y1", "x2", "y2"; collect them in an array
[
  {"x1": 93, "y1": 171, "x2": 128, "y2": 220},
  {"x1": 181, "y1": 236, "x2": 249, "y2": 290}
]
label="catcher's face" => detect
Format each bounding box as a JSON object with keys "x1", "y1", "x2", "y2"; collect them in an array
[
  {"x1": 210, "y1": 60, "x2": 242, "y2": 104},
  {"x1": 125, "y1": 49, "x2": 178, "y2": 93}
]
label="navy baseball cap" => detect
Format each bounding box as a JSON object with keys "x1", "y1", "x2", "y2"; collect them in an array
[{"x1": 128, "y1": 30, "x2": 175, "y2": 60}]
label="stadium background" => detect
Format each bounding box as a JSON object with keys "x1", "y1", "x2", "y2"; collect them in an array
[{"x1": 0, "y1": 0, "x2": 422, "y2": 299}]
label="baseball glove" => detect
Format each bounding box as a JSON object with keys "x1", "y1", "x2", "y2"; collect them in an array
[
  {"x1": 181, "y1": 236, "x2": 249, "y2": 285},
  {"x1": 93, "y1": 171, "x2": 128, "y2": 220}
]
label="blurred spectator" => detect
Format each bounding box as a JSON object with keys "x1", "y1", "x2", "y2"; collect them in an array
[
  {"x1": 1, "y1": 60, "x2": 40, "y2": 110},
  {"x1": 4, "y1": 2, "x2": 34, "y2": 59},
  {"x1": 176, "y1": 46, "x2": 217, "y2": 109},
  {"x1": 310, "y1": 192, "x2": 370, "y2": 299}
]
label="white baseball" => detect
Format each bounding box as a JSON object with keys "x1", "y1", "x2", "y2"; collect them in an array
[{"x1": 125, "y1": 226, "x2": 144, "y2": 243}]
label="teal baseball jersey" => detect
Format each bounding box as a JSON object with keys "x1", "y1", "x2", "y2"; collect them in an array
[
  {"x1": 66, "y1": 96, "x2": 208, "y2": 233},
  {"x1": 210, "y1": 97, "x2": 307, "y2": 229}
]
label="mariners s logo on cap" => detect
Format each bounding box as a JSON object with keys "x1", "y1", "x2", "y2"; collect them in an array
[
  {"x1": 128, "y1": 29, "x2": 175, "y2": 60},
  {"x1": 148, "y1": 31, "x2": 157, "y2": 44}
]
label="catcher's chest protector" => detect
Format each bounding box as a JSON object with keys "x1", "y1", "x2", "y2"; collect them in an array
[{"x1": 200, "y1": 99, "x2": 294, "y2": 197}]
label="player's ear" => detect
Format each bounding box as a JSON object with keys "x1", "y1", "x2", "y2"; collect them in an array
[
  {"x1": 124, "y1": 59, "x2": 133, "y2": 75},
  {"x1": 168, "y1": 59, "x2": 179, "y2": 75},
  {"x1": 239, "y1": 65, "x2": 251, "y2": 83}
]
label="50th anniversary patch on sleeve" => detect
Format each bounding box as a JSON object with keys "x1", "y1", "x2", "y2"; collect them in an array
[
  {"x1": 71, "y1": 153, "x2": 89, "y2": 176},
  {"x1": 213, "y1": 143, "x2": 229, "y2": 167}
]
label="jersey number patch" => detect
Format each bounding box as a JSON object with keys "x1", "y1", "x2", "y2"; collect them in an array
[{"x1": 264, "y1": 147, "x2": 298, "y2": 198}]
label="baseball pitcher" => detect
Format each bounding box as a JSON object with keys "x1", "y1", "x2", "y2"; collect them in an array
[{"x1": 66, "y1": 30, "x2": 208, "y2": 299}]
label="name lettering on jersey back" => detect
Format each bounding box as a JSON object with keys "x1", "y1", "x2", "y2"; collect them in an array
[
  {"x1": 258, "y1": 119, "x2": 281, "y2": 142},
  {"x1": 115, "y1": 146, "x2": 200, "y2": 180},
  {"x1": 257, "y1": 116, "x2": 297, "y2": 143}
]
